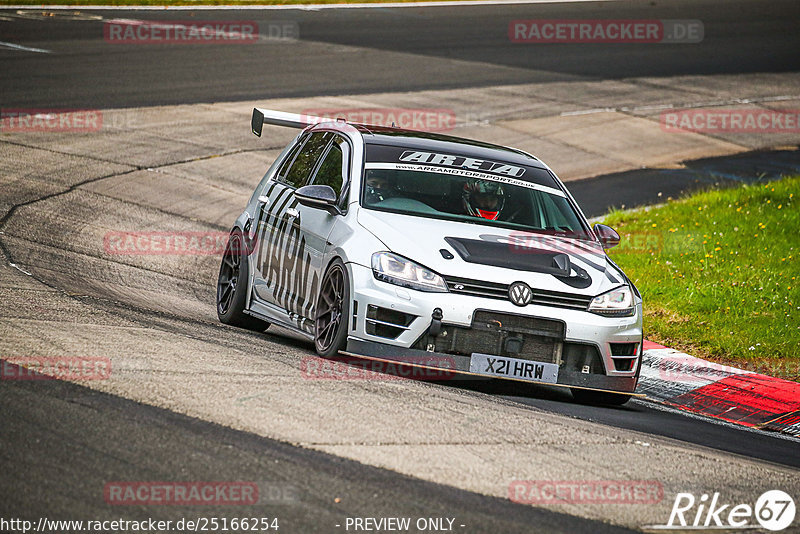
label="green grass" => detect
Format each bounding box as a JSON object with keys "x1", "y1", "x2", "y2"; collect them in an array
[{"x1": 602, "y1": 176, "x2": 800, "y2": 381}]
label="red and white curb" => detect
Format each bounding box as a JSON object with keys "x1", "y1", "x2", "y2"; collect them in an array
[{"x1": 639, "y1": 341, "x2": 800, "y2": 437}]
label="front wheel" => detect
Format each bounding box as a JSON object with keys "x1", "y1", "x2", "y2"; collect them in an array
[
  {"x1": 570, "y1": 388, "x2": 631, "y2": 406},
  {"x1": 216, "y1": 229, "x2": 270, "y2": 332},
  {"x1": 314, "y1": 259, "x2": 350, "y2": 358}
]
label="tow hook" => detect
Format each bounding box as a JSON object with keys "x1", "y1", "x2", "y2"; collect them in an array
[
  {"x1": 426, "y1": 308, "x2": 444, "y2": 352},
  {"x1": 429, "y1": 308, "x2": 443, "y2": 336}
]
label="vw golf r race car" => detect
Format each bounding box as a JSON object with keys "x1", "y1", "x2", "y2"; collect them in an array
[{"x1": 216, "y1": 108, "x2": 643, "y2": 405}]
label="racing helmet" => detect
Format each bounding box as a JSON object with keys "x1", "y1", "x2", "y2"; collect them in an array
[
  {"x1": 364, "y1": 170, "x2": 395, "y2": 204},
  {"x1": 462, "y1": 179, "x2": 505, "y2": 220}
]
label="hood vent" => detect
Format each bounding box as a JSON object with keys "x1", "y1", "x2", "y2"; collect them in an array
[{"x1": 444, "y1": 237, "x2": 571, "y2": 276}]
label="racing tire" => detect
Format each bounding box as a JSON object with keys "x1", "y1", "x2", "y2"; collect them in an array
[
  {"x1": 314, "y1": 258, "x2": 350, "y2": 358},
  {"x1": 570, "y1": 388, "x2": 631, "y2": 406},
  {"x1": 216, "y1": 229, "x2": 270, "y2": 332}
]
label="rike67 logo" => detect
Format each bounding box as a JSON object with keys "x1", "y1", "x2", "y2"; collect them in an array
[{"x1": 663, "y1": 490, "x2": 796, "y2": 531}]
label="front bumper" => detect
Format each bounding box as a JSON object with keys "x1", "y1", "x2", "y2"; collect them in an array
[
  {"x1": 347, "y1": 263, "x2": 643, "y2": 394},
  {"x1": 344, "y1": 339, "x2": 640, "y2": 394}
]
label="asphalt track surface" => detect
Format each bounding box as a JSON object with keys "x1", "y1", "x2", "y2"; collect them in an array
[
  {"x1": 2, "y1": 1, "x2": 800, "y2": 532},
  {"x1": 0, "y1": 0, "x2": 798, "y2": 108},
  {"x1": 1, "y1": 368, "x2": 635, "y2": 534},
  {"x1": 467, "y1": 379, "x2": 800, "y2": 469},
  {"x1": 572, "y1": 149, "x2": 800, "y2": 217}
]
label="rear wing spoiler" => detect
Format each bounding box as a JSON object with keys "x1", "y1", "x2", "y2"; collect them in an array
[{"x1": 251, "y1": 108, "x2": 330, "y2": 137}]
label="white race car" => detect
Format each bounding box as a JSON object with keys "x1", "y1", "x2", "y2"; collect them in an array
[{"x1": 217, "y1": 108, "x2": 643, "y2": 405}]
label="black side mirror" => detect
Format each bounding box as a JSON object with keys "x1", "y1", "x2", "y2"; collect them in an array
[
  {"x1": 594, "y1": 224, "x2": 620, "y2": 249},
  {"x1": 295, "y1": 185, "x2": 340, "y2": 215}
]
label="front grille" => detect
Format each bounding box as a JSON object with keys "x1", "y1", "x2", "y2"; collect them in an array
[
  {"x1": 415, "y1": 310, "x2": 565, "y2": 364},
  {"x1": 444, "y1": 275, "x2": 593, "y2": 311},
  {"x1": 445, "y1": 277, "x2": 507, "y2": 299},
  {"x1": 472, "y1": 310, "x2": 563, "y2": 338}
]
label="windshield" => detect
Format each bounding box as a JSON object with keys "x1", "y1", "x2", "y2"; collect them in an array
[{"x1": 361, "y1": 165, "x2": 591, "y2": 239}]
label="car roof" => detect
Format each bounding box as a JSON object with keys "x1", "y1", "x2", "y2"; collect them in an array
[{"x1": 354, "y1": 124, "x2": 546, "y2": 170}]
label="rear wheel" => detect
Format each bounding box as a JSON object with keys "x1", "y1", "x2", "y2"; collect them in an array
[
  {"x1": 314, "y1": 259, "x2": 350, "y2": 358},
  {"x1": 571, "y1": 388, "x2": 631, "y2": 406},
  {"x1": 216, "y1": 230, "x2": 270, "y2": 332}
]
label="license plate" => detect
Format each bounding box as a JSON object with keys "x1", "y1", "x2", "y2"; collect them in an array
[{"x1": 469, "y1": 353, "x2": 559, "y2": 384}]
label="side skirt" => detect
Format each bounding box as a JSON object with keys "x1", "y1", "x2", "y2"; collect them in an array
[{"x1": 247, "y1": 295, "x2": 315, "y2": 341}]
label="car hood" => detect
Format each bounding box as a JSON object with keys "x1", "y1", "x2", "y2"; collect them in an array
[{"x1": 357, "y1": 208, "x2": 626, "y2": 296}]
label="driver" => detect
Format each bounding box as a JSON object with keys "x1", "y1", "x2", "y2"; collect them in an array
[
  {"x1": 462, "y1": 179, "x2": 505, "y2": 220},
  {"x1": 364, "y1": 170, "x2": 397, "y2": 204}
]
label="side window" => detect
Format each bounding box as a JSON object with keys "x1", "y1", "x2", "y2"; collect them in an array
[
  {"x1": 275, "y1": 133, "x2": 308, "y2": 184},
  {"x1": 282, "y1": 132, "x2": 331, "y2": 188},
  {"x1": 311, "y1": 135, "x2": 349, "y2": 199},
  {"x1": 249, "y1": 134, "x2": 305, "y2": 205}
]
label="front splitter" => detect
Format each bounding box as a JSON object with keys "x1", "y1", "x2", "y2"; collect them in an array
[{"x1": 344, "y1": 338, "x2": 643, "y2": 396}]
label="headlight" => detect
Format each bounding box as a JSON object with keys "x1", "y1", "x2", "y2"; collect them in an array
[
  {"x1": 588, "y1": 286, "x2": 635, "y2": 317},
  {"x1": 371, "y1": 252, "x2": 448, "y2": 293}
]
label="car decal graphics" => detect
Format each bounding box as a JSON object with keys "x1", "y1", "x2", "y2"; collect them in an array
[
  {"x1": 534, "y1": 238, "x2": 606, "y2": 273},
  {"x1": 478, "y1": 234, "x2": 605, "y2": 271},
  {"x1": 553, "y1": 264, "x2": 592, "y2": 289},
  {"x1": 478, "y1": 232, "x2": 603, "y2": 281},
  {"x1": 253, "y1": 184, "x2": 319, "y2": 334},
  {"x1": 480, "y1": 232, "x2": 605, "y2": 262},
  {"x1": 398, "y1": 150, "x2": 527, "y2": 177},
  {"x1": 545, "y1": 236, "x2": 605, "y2": 259},
  {"x1": 364, "y1": 162, "x2": 565, "y2": 197}
]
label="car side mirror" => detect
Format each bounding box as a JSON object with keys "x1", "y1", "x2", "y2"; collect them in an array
[
  {"x1": 295, "y1": 185, "x2": 340, "y2": 215},
  {"x1": 594, "y1": 224, "x2": 620, "y2": 249}
]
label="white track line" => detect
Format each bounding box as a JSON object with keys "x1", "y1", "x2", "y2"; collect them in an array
[
  {"x1": 1, "y1": 0, "x2": 618, "y2": 11},
  {"x1": 9, "y1": 263, "x2": 33, "y2": 276},
  {"x1": 0, "y1": 40, "x2": 51, "y2": 53}
]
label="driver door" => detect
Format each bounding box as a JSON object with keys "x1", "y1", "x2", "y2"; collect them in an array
[
  {"x1": 287, "y1": 134, "x2": 351, "y2": 324},
  {"x1": 251, "y1": 131, "x2": 332, "y2": 318}
]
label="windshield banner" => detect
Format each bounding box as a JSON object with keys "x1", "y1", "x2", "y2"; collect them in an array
[{"x1": 364, "y1": 162, "x2": 566, "y2": 197}]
